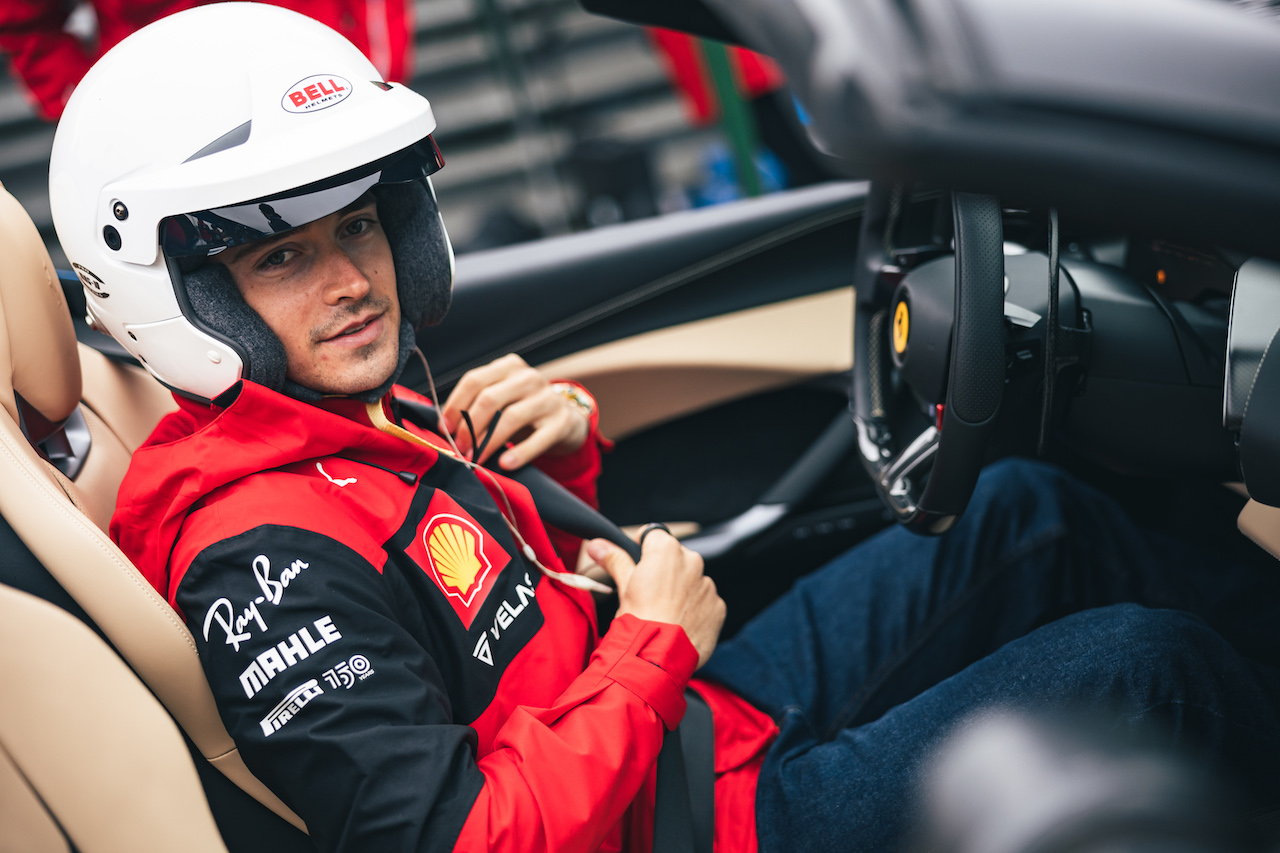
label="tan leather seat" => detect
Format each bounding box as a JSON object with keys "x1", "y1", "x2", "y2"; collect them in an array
[
  {"x1": 0, "y1": 182, "x2": 306, "y2": 837},
  {"x1": 0, "y1": 583, "x2": 226, "y2": 853}
]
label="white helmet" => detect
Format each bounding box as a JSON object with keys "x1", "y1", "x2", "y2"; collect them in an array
[{"x1": 49, "y1": 2, "x2": 454, "y2": 402}]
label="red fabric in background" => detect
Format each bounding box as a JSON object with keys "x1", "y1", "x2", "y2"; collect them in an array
[
  {"x1": 645, "y1": 28, "x2": 785, "y2": 126},
  {"x1": 0, "y1": 0, "x2": 413, "y2": 120}
]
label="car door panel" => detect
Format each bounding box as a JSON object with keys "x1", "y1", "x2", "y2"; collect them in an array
[
  {"x1": 539, "y1": 287, "x2": 852, "y2": 439},
  {"x1": 409, "y1": 181, "x2": 866, "y2": 387}
]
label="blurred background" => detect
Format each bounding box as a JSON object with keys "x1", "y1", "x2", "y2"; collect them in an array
[{"x1": 0, "y1": 0, "x2": 837, "y2": 267}]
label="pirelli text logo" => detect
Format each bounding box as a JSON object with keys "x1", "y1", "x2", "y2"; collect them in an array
[{"x1": 260, "y1": 679, "x2": 324, "y2": 737}]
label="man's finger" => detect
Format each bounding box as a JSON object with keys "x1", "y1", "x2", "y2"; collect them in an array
[
  {"x1": 639, "y1": 527, "x2": 680, "y2": 560},
  {"x1": 498, "y1": 418, "x2": 562, "y2": 469},
  {"x1": 463, "y1": 370, "x2": 545, "y2": 445},
  {"x1": 441, "y1": 356, "x2": 527, "y2": 430},
  {"x1": 474, "y1": 394, "x2": 543, "y2": 463},
  {"x1": 482, "y1": 394, "x2": 563, "y2": 465},
  {"x1": 586, "y1": 539, "x2": 635, "y2": 589}
]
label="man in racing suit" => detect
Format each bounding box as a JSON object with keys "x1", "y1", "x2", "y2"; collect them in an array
[{"x1": 54, "y1": 5, "x2": 1280, "y2": 852}]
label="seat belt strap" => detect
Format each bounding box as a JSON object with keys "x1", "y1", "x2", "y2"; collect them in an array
[
  {"x1": 399, "y1": 397, "x2": 717, "y2": 849},
  {"x1": 678, "y1": 687, "x2": 716, "y2": 853},
  {"x1": 652, "y1": 688, "x2": 715, "y2": 853},
  {"x1": 653, "y1": 723, "x2": 696, "y2": 853}
]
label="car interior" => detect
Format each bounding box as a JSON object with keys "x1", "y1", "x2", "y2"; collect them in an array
[{"x1": 4, "y1": 0, "x2": 1280, "y2": 850}]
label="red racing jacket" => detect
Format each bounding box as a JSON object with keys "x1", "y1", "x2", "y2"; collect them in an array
[{"x1": 110, "y1": 379, "x2": 777, "y2": 853}]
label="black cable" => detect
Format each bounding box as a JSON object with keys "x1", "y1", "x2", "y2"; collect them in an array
[
  {"x1": 474, "y1": 408, "x2": 504, "y2": 462},
  {"x1": 460, "y1": 411, "x2": 479, "y2": 458},
  {"x1": 459, "y1": 408, "x2": 506, "y2": 463},
  {"x1": 1038, "y1": 208, "x2": 1060, "y2": 456},
  {"x1": 337, "y1": 456, "x2": 418, "y2": 485}
]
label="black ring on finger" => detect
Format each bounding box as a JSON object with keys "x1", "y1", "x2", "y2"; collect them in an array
[{"x1": 638, "y1": 522, "x2": 672, "y2": 547}]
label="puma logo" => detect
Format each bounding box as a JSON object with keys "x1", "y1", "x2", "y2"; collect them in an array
[{"x1": 316, "y1": 462, "x2": 357, "y2": 488}]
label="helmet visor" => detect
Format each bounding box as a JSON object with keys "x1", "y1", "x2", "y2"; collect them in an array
[{"x1": 161, "y1": 136, "x2": 444, "y2": 258}]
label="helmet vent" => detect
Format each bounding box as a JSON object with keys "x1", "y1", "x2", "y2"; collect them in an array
[{"x1": 184, "y1": 120, "x2": 253, "y2": 163}]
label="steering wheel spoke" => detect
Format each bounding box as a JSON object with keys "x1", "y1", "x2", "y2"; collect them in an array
[{"x1": 852, "y1": 184, "x2": 1006, "y2": 534}]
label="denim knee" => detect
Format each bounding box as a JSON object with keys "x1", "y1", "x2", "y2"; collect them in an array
[
  {"x1": 1034, "y1": 604, "x2": 1231, "y2": 705},
  {"x1": 969, "y1": 458, "x2": 1073, "y2": 513},
  {"x1": 1048, "y1": 603, "x2": 1210, "y2": 655}
]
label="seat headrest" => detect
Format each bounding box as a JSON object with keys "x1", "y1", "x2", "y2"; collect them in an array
[{"x1": 0, "y1": 183, "x2": 81, "y2": 428}]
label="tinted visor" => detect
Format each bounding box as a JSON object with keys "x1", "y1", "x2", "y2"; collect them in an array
[{"x1": 161, "y1": 136, "x2": 444, "y2": 258}]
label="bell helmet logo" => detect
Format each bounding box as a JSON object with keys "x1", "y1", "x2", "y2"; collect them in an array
[{"x1": 282, "y1": 75, "x2": 351, "y2": 113}]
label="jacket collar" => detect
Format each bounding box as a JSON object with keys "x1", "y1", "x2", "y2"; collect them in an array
[{"x1": 112, "y1": 379, "x2": 445, "y2": 602}]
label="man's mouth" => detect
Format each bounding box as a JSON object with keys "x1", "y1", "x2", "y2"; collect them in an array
[{"x1": 322, "y1": 312, "x2": 384, "y2": 346}]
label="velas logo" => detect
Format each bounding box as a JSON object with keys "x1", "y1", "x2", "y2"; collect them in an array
[
  {"x1": 282, "y1": 74, "x2": 352, "y2": 113},
  {"x1": 406, "y1": 492, "x2": 510, "y2": 629}
]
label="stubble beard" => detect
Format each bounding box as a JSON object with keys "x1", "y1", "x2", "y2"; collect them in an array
[{"x1": 302, "y1": 294, "x2": 401, "y2": 394}]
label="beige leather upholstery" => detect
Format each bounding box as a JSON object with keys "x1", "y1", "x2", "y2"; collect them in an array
[
  {"x1": 1239, "y1": 498, "x2": 1280, "y2": 560},
  {"x1": 540, "y1": 287, "x2": 854, "y2": 439},
  {"x1": 0, "y1": 182, "x2": 305, "y2": 832},
  {"x1": 0, "y1": 738, "x2": 68, "y2": 853},
  {"x1": 0, "y1": 186, "x2": 80, "y2": 428},
  {"x1": 78, "y1": 343, "x2": 179, "y2": 454},
  {"x1": 70, "y1": 345, "x2": 178, "y2": 530},
  {"x1": 0, "y1": 584, "x2": 227, "y2": 853}
]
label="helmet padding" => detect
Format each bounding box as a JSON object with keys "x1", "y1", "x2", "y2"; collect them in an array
[
  {"x1": 183, "y1": 262, "x2": 290, "y2": 395},
  {"x1": 178, "y1": 178, "x2": 453, "y2": 403},
  {"x1": 376, "y1": 179, "x2": 453, "y2": 330}
]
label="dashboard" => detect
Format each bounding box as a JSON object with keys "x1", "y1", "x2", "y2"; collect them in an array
[{"x1": 1127, "y1": 238, "x2": 1238, "y2": 302}]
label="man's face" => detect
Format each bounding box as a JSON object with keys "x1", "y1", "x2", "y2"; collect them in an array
[{"x1": 213, "y1": 194, "x2": 401, "y2": 396}]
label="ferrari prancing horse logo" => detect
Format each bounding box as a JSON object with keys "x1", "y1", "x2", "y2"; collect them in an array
[{"x1": 893, "y1": 300, "x2": 910, "y2": 355}]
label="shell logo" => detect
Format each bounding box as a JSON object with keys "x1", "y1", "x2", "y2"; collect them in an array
[{"x1": 423, "y1": 514, "x2": 493, "y2": 608}]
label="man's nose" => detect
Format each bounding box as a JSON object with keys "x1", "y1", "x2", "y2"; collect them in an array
[{"x1": 318, "y1": 244, "x2": 372, "y2": 304}]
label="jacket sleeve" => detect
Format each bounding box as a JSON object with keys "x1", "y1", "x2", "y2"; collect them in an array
[
  {"x1": 0, "y1": 0, "x2": 93, "y2": 119},
  {"x1": 455, "y1": 613, "x2": 695, "y2": 853},
  {"x1": 176, "y1": 525, "x2": 696, "y2": 853}
]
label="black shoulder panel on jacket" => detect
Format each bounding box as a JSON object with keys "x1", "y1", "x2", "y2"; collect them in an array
[{"x1": 178, "y1": 526, "x2": 484, "y2": 853}]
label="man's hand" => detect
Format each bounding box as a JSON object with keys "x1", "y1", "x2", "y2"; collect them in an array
[
  {"x1": 442, "y1": 354, "x2": 590, "y2": 469},
  {"x1": 587, "y1": 532, "x2": 726, "y2": 669}
]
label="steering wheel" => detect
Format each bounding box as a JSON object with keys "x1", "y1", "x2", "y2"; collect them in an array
[{"x1": 852, "y1": 184, "x2": 1007, "y2": 534}]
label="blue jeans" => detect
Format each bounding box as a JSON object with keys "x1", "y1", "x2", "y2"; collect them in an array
[{"x1": 700, "y1": 459, "x2": 1280, "y2": 852}]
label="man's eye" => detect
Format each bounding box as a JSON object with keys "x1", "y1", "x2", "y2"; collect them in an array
[
  {"x1": 260, "y1": 249, "x2": 293, "y2": 269},
  {"x1": 344, "y1": 217, "x2": 376, "y2": 236}
]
